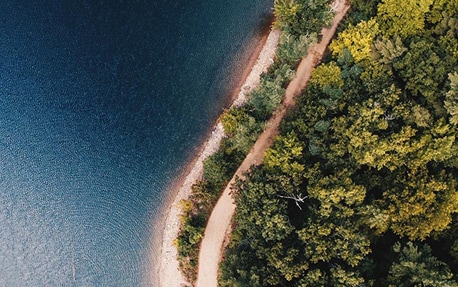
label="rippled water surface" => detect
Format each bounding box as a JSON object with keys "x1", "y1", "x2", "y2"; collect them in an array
[{"x1": 0, "y1": 1, "x2": 272, "y2": 286}]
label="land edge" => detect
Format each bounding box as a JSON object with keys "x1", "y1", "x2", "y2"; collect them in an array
[
  {"x1": 195, "y1": 0, "x2": 350, "y2": 286},
  {"x1": 152, "y1": 28, "x2": 281, "y2": 287}
]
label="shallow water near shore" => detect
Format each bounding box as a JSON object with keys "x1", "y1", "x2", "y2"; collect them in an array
[{"x1": 0, "y1": 1, "x2": 272, "y2": 286}]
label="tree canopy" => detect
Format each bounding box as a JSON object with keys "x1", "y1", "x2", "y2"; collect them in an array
[{"x1": 220, "y1": 0, "x2": 458, "y2": 285}]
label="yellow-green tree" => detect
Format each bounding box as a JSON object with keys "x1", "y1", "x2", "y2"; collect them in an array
[
  {"x1": 265, "y1": 131, "x2": 304, "y2": 176},
  {"x1": 309, "y1": 61, "x2": 344, "y2": 88},
  {"x1": 329, "y1": 18, "x2": 380, "y2": 62},
  {"x1": 377, "y1": 0, "x2": 434, "y2": 37},
  {"x1": 382, "y1": 168, "x2": 458, "y2": 240},
  {"x1": 273, "y1": 0, "x2": 303, "y2": 31}
]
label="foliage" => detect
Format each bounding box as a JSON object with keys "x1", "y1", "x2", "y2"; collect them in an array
[
  {"x1": 309, "y1": 61, "x2": 344, "y2": 88},
  {"x1": 381, "y1": 167, "x2": 458, "y2": 240},
  {"x1": 247, "y1": 77, "x2": 285, "y2": 120},
  {"x1": 221, "y1": 106, "x2": 247, "y2": 136},
  {"x1": 175, "y1": 1, "x2": 323, "y2": 280},
  {"x1": 276, "y1": 32, "x2": 317, "y2": 65},
  {"x1": 371, "y1": 35, "x2": 407, "y2": 65},
  {"x1": 175, "y1": 198, "x2": 205, "y2": 281},
  {"x1": 264, "y1": 131, "x2": 304, "y2": 175},
  {"x1": 445, "y1": 72, "x2": 458, "y2": 125},
  {"x1": 392, "y1": 38, "x2": 449, "y2": 105},
  {"x1": 220, "y1": 0, "x2": 458, "y2": 285},
  {"x1": 388, "y1": 242, "x2": 458, "y2": 287},
  {"x1": 329, "y1": 18, "x2": 380, "y2": 62},
  {"x1": 377, "y1": 0, "x2": 433, "y2": 38},
  {"x1": 274, "y1": 0, "x2": 333, "y2": 37},
  {"x1": 348, "y1": 0, "x2": 379, "y2": 22},
  {"x1": 273, "y1": 0, "x2": 303, "y2": 32}
]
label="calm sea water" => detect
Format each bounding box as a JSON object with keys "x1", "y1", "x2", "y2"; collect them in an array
[{"x1": 0, "y1": 1, "x2": 273, "y2": 286}]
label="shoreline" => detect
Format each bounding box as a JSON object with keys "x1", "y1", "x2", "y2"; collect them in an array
[
  {"x1": 195, "y1": 1, "x2": 350, "y2": 285},
  {"x1": 154, "y1": 28, "x2": 280, "y2": 287}
]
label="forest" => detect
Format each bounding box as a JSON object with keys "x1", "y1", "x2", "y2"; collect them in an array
[
  {"x1": 175, "y1": 0, "x2": 458, "y2": 285},
  {"x1": 218, "y1": 0, "x2": 458, "y2": 286},
  {"x1": 174, "y1": 0, "x2": 331, "y2": 281}
]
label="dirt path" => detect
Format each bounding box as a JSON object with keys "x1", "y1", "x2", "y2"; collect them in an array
[
  {"x1": 195, "y1": 2, "x2": 350, "y2": 286},
  {"x1": 157, "y1": 29, "x2": 280, "y2": 287}
]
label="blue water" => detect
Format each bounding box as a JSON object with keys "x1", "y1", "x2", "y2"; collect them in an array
[{"x1": 0, "y1": 1, "x2": 273, "y2": 286}]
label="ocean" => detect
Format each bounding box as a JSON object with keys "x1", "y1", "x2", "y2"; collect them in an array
[{"x1": 0, "y1": 0, "x2": 273, "y2": 286}]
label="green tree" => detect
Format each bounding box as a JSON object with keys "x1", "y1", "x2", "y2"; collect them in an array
[
  {"x1": 359, "y1": 60, "x2": 394, "y2": 94},
  {"x1": 371, "y1": 35, "x2": 407, "y2": 65},
  {"x1": 388, "y1": 241, "x2": 458, "y2": 287},
  {"x1": 393, "y1": 39, "x2": 447, "y2": 107},
  {"x1": 273, "y1": 0, "x2": 303, "y2": 31},
  {"x1": 229, "y1": 167, "x2": 310, "y2": 285},
  {"x1": 221, "y1": 106, "x2": 246, "y2": 136},
  {"x1": 276, "y1": 32, "x2": 317, "y2": 64},
  {"x1": 427, "y1": 0, "x2": 458, "y2": 33},
  {"x1": 274, "y1": 0, "x2": 333, "y2": 36},
  {"x1": 348, "y1": 0, "x2": 381, "y2": 21},
  {"x1": 248, "y1": 79, "x2": 284, "y2": 119},
  {"x1": 329, "y1": 265, "x2": 366, "y2": 286},
  {"x1": 298, "y1": 167, "x2": 371, "y2": 268}
]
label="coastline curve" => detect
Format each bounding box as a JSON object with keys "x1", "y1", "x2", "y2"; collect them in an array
[
  {"x1": 155, "y1": 29, "x2": 280, "y2": 287},
  {"x1": 195, "y1": 0, "x2": 350, "y2": 286}
]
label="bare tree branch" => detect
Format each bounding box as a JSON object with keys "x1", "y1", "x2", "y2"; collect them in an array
[{"x1": 278, "y1": 193, "x2": 308, "y2": 210}]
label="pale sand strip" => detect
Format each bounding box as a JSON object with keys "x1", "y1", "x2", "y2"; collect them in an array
[
  {"x1": 157, "y1": 29, "x2": 280, "y2": 287},
  {"x1": 195, "y1": 1, "x2": 350, "y2": 286}
]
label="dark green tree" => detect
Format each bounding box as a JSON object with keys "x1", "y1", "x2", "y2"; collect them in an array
[{"x1": 388, "y1": 241, "x2": 458, "y2": 287}]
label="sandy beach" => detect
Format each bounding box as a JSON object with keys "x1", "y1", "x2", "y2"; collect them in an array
[{"x1": 155, "y1": 28, "x2": 280, "y2": 287}]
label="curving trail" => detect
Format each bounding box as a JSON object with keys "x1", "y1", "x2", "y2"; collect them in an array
[
  {"x1": 157, "y1": 29, "x2": 280, "y2": 287},
  {"x1": 195, "y1": 1, "x2": 350, "y2": 286}
]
